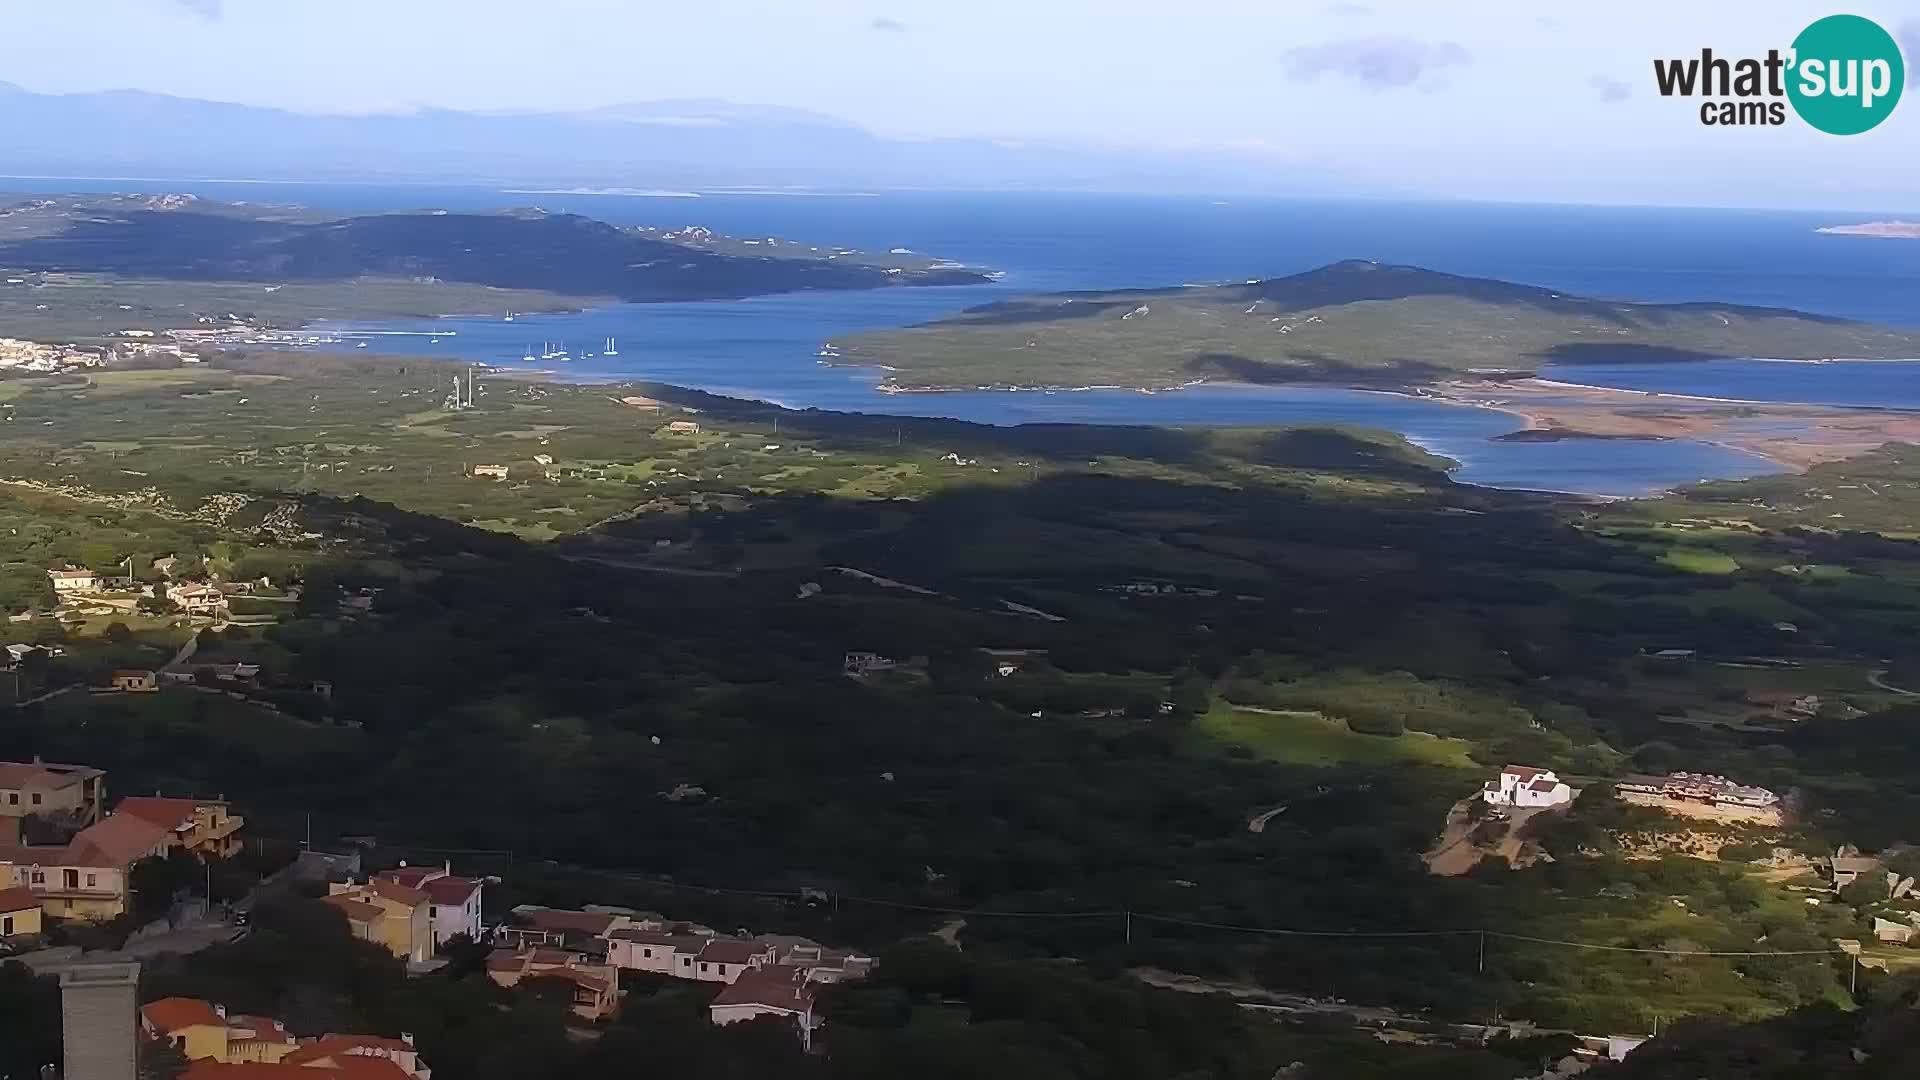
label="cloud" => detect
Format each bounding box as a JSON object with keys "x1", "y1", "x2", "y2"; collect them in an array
[
  {"x1": 1588, "y1": 75, "x2": 1631, "y2": 103},
  {"x1": 870, "y1": 16, "x2": 906, "y2": 32},
  {"x1": 1324, "y1": 3, "x2": 1370, "y2": 14},
  {"x1": 1282, "y1": 37, "x2": 1470, "y2": 89},
  {"x1": 174, "y1": 0, "x2": 222, "y2": 17},
  {"x1": 1901, "y1": 21, "x2": 1919, "y2": 65}
]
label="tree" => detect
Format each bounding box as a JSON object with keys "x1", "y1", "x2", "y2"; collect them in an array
[
  {"x1": 138, "y1": 1035, "x2": 190, "y2": 1080},
  {"x1": 0, "y1": 961, "x2": 61, "y2": 1080}
]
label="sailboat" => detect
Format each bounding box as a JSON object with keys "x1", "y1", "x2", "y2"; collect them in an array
[
  {"x1": 522, "y1": 344, "x2": 535, "y2": 362},
  {"x1": 604, "y1": 336, "x2": 619, "y2": 357},
  {"x1": 504, "y1": 310, "x2": 515, "y2": 322}
]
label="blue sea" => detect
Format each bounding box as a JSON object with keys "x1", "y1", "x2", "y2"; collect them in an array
[{"x1": 17, "y1": 179, "x2": 1920, "y2": 495}]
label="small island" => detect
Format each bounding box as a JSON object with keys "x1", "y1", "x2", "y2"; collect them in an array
[{"x1": 1815, "y1": 221, "x2": 1920, "y2": 239}]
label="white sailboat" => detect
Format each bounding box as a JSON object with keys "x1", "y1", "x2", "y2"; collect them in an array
[
  {"x1": 522, "y1": 344, "x2": 535, "y2": 362},
  {"x1": 604, "y1": 336, "x2": 619, "y2": 357},
  {"x1": 504, "y1": 310, "x2": 515, "y2": 322}
]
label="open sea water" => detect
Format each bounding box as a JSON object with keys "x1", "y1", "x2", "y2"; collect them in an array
[{"x1": 16, "y1": 180, "x2": 1920, "y2": 495}]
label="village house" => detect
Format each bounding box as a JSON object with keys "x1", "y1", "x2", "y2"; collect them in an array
[
  {"x1": 1744, "y1": 689, "x2": 1822, "y2": 720},
  {"x1": 326, "y1": 879, "x2": 433, "y2": 964},
  {"x1": 469, "y1": 464, "x2": 509, "y2": 480},
  {"x1": 1872, "y1": 917, "x2": 1915, "y2": 946},
  {"x1": 691, "y1": 937, "x2": 779, "y2": 984},
  {"x1": 1614, "y1": 772, "x2": 1783, "y2": 824},
  {"x1": 709, "y1": 966, "x2": 821, "y2": 1049},
  {"x1": 141, "y1": 997, "x2": 432, "y2": 1080},
  {"x1": 496, "y1": 905, "x2": 627, "y2": 951},
  {"x1": 843, "y1": 651, "x2": 898, "y2": 677},
  {"x1": 666, "y1": 420, "x2": 701, "y2": 435},
  {"x1": 1830, "y1": 852, "x2": 1885, "y2": 891},
  {"x1": 109, "y1": 669, "x2": 160, "y2": 693},
  {"x1": 47, "y1": 567, "x2": 97, "y2": 593},
  {"x1": 141, "y1": 998, "x2": 298, "y2": 1064},
  {"x1": 115, "y1": 796, "x2": 246, "y2": 859},
  {"x1": 167, "y1": 583, "x2": 229, "y2": 615},
  {"x1": 604, "y1": 927, "x2": 713, "y2": 978},
  {"x1": 0, "y1": 810, "x2": 175, "y2": 920},
  {"x1": 374, "y1": 863, "x2": 485, "y2": 949},
  {"x1": 485, "y1": 947, "x2": 620, "y2": 1021},
  {"x1": 1482, "y1": 765, "x2": 1574, "y2": 809},
  {"x1": 0, "y1": 884, "x2": 43, "y2": 938},
  {"x1": 0, "y1": 758, "x2": 107, "y2": 844}
]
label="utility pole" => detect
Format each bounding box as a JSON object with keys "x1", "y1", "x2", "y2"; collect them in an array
[
  {"x1": 1477, "y1": 930, "x2": 1486, "y2": 973},
  {"x1": 1124, "y1": 910, "x2": 1132, "y2": 945}
]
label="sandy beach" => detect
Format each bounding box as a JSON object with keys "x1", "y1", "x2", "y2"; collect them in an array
[{"x1": 1426, "y1": 377, "x2": 1920, "y2": 471}]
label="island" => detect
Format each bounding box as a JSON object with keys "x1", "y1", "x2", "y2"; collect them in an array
[
  {"x1": 1815, "y1": 221, "x2": 1920, "y2": 239},
  {"x1": 0, "y1": 193, "x2": 990, "y2": 342},
  {"x1": 834, "y1": 259, "x2": 1920, "y2": 391}
]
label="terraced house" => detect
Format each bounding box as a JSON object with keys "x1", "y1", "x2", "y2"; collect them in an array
[
  {"x1": 0, "y1": 757, "x2": 106, "y2": 844},
  {"x1": 115, "y1": 795, "x2": 246, "y2": 859},
  {"x1": 0, "y1": 811, "x2": 173, "y2": 920}
]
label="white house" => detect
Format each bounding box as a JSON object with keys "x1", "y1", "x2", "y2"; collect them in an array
[
  {"x1": 47, "y1": 568, "x2": 96, "y2": 594},
  {"x1": 374, "y1": 863, "x2": 485, "y2": 950},
  {"x1": 166, "y1": 583, "x2": 228, "y2": 614},
  {"x1": 710, "y1": 966, "x2": 820, "y2": 1049},
  {"x1": 605, "y1": 928, "x2": 715, "y2": 978},
  {"x1": 1483, "y1": 765, "x2": 1573, "y2": 809}
]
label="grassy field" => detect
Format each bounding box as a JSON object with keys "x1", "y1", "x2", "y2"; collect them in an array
[{"x1": 1194, "y1": 703, "x2": 1477, "y2": 768}]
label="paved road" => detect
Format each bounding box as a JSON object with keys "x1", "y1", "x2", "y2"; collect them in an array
[{"x1": 1868, "y1": 669, "x2": 1920, "y2": 696}]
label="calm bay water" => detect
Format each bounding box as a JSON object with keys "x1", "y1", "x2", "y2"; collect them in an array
[{"x1": 17, "y1": 180, "x2": 1920, "y2": 495}]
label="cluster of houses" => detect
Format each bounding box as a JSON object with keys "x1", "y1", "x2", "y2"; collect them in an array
[
  {"x1": 139, "y1": 997, "x2": 431, "y2": 1080},
  {"x1": 485, "y1": 904, "x2": 874, "y2": 1044},
  {"x1": 1614, "y1": 772, "x2": 1784, "y2": 824},
  {"x1": 0, "y1": 757, "x2": 243, "y2": 930},
  {"x1": 39, "y1": 561, "x2": 247, "y2": 619}
]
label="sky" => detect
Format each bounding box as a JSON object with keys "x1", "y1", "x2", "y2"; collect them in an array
[{"x1": 3, "y1": 0, "x2": 1918, "y2": 209}]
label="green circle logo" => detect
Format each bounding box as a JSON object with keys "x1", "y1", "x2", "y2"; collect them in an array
[{"x1": 1787, "y1": 14, "x2": 1904, "y2": 135}]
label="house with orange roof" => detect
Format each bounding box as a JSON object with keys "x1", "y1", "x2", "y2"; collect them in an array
[
  {"x1": 116, "y1": 795, "x2": 246, "y2": 858},
  {"x1": 144, "y1": 998, "x2": 431, "y2": 1080},
  {"x1": 140, "y1": 997, "x2": 298, "y2": 1064},
  {"x1": 710, "y1": 965, "x2": 820, "y2": 1049},
  {"x1": 0, "y1": 809, "x2": 174, "y2": 920},
  {"x1": 326, "y1": 879, "x2": 432, "y2": 964},
  {"x1": 486, "y1": 947, "x2": 620, "y2": 1021},
  {"x1": 0, "y1": 885, "x2": 43, "y2": 938},
  {"x1": 372, "y1": 863, "x2": 483, "y2": 950}
]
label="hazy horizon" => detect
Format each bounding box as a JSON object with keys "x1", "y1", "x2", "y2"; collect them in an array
[{"x1": 4, "y1": 0, "x2": 1917, "y2": 211}]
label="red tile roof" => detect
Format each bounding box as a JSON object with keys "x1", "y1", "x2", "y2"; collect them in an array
[
  {"x1": 697, "y1": 938, "x2": 765, "y2": 965},
  {"x1": 373, "y1": 867, "x2": 437, "y2": 889},
  {"x1": 420, "y1": 876, "x2": 480, "y2": 907},
  {"x1": 141, "y1": 997, "x2": 228, "y2": 1033},
  {"x1": 0, "y1": 886, "x2": 39, "y2": 914},
  {"x1": 365, "y1": 879, "x2": 428, "y2": 908},
  {"x1": 0, "y1": 760, "x2": 102, "y2": 790},
  {"x1": 519, "y1": 907, "x2": 617, "y2": 935},
  {"x1": 281, "y1": 1034, "x2": 415, "y2": 1066},
  {"x1": 323, "y1": 895, "x2": 385, "y2": 924},
  {"x1": 712, "y1": 967, "x2": 815, "y2": 1012},
  {"x1": 182, "y1": 1059, "x2": 413, "y2": 1080},
  {"x1": 1527, "y1": 777, "x2": 1562, "y2": 792},
  {"x1": 114, "y1": 796, "x2": 210, "y2": 831},
  {"x1": 65, "y1": 813, "x2": 174, "y2": 868},
  {"x1": 1502, "y1": 765, "x2": 1545, "y2": 781}
]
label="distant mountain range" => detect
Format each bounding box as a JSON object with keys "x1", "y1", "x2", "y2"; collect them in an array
[{"x1": 0, "y1": 82, "x2": 1342, "y2": 194}]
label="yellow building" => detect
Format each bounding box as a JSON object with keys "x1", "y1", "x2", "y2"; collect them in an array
[
  {"x1": 0, "y1": 758, "x2": 107, "y2": 844},
  {"x1": 115, "y1": 796, "x2": 246, "y2": 858},
  {"x1": 0, "y1": 886, "x2": 43, "y2": 937},
  {"x1": 326, "y1": 879, "x2": 432, "y2": 964},
  {"x1": 140, "y1": 998, "x2": 299, "y2": 1063}
]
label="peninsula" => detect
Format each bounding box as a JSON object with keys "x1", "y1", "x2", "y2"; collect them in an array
[
  {"x1": 835, "y1": 260, "x2": 1920, "y2": 391},
  {"x1": 1814, "y1": 221, "x2": 1920, "y2": 239},
  {"x1": 0, "y1": 193, "x2": 990, "y2": 341}
]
